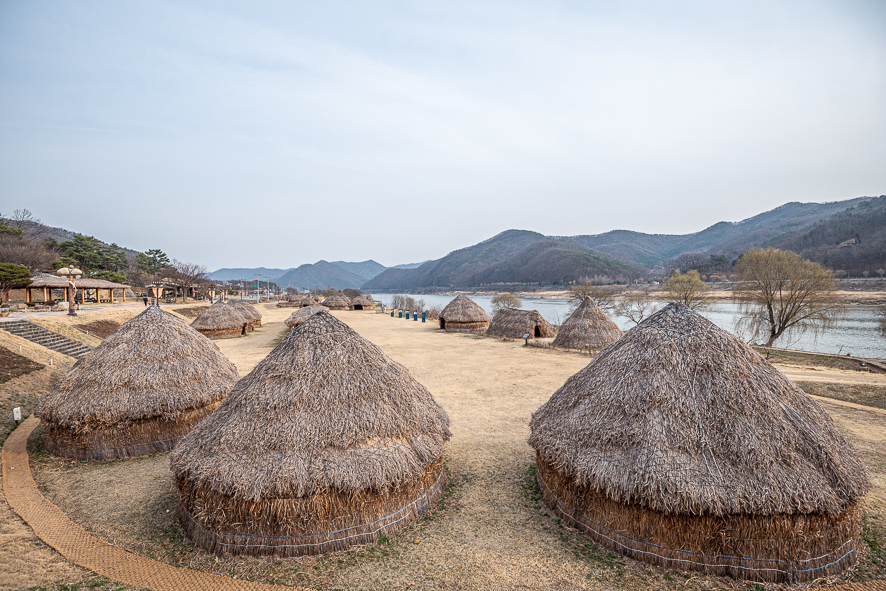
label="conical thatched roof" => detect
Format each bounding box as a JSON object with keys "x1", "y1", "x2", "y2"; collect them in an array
[
  {"x1": 36, "y1": 305, "x2": 239, "y2": 430},
  {"x1": 171, "y1": 312, "x2": 451, "y2": 501},
  {"x1": 488, "y1": 308, "x2": 555, "y2": 338},
  {"x1": 530, "y1": 303, "x2": 868, "y2": 517},
  {"x1": 349, "y1": 295, "x2": 373, "y2": 309},
  {"x1": 284, "y1": 304, "x2": 329, "y2": 327},
  {"x1": 229, "y1": 300, "x2": 261, "y2": 322},
  {"x1": 191, "y1": 301, "x2": 249, "y2": 338},
  {"x1": 439, "y1": 295, "x2": 489, "y2": 331},
  {"x1": 322, "y1": 295, "x2": 349, "y2": 309},
  {"x1": 552, "y1": 297, "x2": 621, "y2": 349}
]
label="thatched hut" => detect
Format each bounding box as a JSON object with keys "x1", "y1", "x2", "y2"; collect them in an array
[
  {"x1": 35, "y1": 305, "x2": 239, "y2": 461},
  {"x1": 191, "y1": 301, "x2": 250, "y2": 339},
  {"x1": 277, "y1": 295, "x2": 305, "y2": 308},
  {"x1": 487, "y1": 308, "x2": 555, "y2": 338},
  {"x1": 438, "y1": 294, "x2": 489, "y2": 332},
  {"x1": 322, "y1": 295, "x2": 349, "y2": 310},
  {"x1": 349, "y1": 295, "x2": 373, "y2": 311},
  {"x1": 170, "y1": 312, "x2": 451, "y2": 557},
  {"x1": 551, "y1": 297, "x2": 621, "y2": 350},
  {"x1": 229, "y1": 300, "x2": 262, "y2": 329},
  {"x1": 284, "y1": 304, "x2": 329, "y2": 328},
  {"x1": 529, "y1": 303, "x2": 868, "y2": 583}
]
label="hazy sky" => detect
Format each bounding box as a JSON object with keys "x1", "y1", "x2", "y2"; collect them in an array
[{"x1": 1, "y1": 1, "x2": 884, "y2": 270}]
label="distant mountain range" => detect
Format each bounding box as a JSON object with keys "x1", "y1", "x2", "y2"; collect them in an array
[
  {"x1": 363, "y1": 230, "x2": 643, "y2": 291},
  {"x1": 208, "y1": 267, "x2": 292, "y2": 281},
  {"x1": 209, "y1": 195, "x2": 886, "y2": 291}
]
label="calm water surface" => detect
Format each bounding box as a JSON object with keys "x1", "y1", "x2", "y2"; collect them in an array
[{"x1": 374, "y1": 293, "x2": 886, "y2": 359}]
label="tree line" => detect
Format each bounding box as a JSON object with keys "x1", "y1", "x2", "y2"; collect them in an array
[{"x1": 0, "y1": 209, "x2": 210, "y2": 302}]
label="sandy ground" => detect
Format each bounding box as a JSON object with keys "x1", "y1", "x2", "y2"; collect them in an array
[{"x1": 4, "y1": 306, "x2": 886, "y2": 590}]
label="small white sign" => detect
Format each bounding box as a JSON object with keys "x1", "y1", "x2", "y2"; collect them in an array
[{"x1": 12, "y1": 407, "x2": 22, "y2": 422}]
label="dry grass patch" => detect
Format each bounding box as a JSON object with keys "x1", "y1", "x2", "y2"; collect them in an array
[
  {"x1": 70, "y1": 320, "x2": 121, "y2": 340},
  {"x1": 799, "y1": 381, "x2": 886, "y2": 411},
  {"x1": 17, "y1": 312, "x2": 886, "y2": 589}
]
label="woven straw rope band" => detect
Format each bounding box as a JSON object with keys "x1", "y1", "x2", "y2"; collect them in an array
[
  {"x1": 535, "y1": 470, "x2": 856, "y2": 581},
  {"x1": 180, "y1": 468, "x2": 446, "y2": 552}
]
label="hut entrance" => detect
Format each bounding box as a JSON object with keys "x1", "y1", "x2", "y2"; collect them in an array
[
  {"x1": 354, "y1": 305, "x2": 363, "y2": 310},
  {"x1": 439, "y1": 318, "x2": 445, "y2": 329},
  {"x1": 534, "y1": 326, "x2": 541, "y2": 337}
]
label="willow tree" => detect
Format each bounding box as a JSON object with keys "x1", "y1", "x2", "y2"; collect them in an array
[
  {"x1": 733, "y1": 248, "x2": 843, "y2": 347},
  {"x1": 491, "y1": 292, "x2": 522, "y2": 314},
  {"x1": 662, "y1": 270, "x2": 712, "y2": 310}
]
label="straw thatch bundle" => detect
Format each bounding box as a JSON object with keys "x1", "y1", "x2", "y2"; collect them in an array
[
  {"x1": 170, "y1": 312, "x2": 450, "y2": 557},
  {"x1": 348, "y1": 295, "x2": 373, "y2": 310},
  {"x1": 190, "y1": 301, "x2": 249, "y2": 339},
  {"x1": 487, "y1": 308, "x2": 555, "y2": 338},
  {"x1": 277, "y1": 295, "x2": 305, "y2": 308},
  {"x1": 35, "y1": 305, "x2": 239, "y2": 461},
  {"x1": 439, "y1": 294, "x2": 489, "y2": 332},
  {"x1": 229, "y1": 300, "x2": 262, "y2": 328},
  {"x1": 551, "y1": 297, "x2": 621, "y2": 350},
  {"x1": 529, "y1": 303, "x2": 868, "y2": 583},
  {"x1": 284, "y1": 304, "x2": 329, "y2": 328},
  {"x1": 322, "y1": 295, "x2": 349, "y2": 310}
]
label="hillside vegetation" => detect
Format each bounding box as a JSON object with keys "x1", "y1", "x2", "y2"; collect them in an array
[{"x1": 364, "y1": 230, "x2": 641, "y2": 291}]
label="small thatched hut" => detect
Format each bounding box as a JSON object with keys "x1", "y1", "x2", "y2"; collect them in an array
[
  {"x1": 529, "y1": 303, "x2": 868, "y2": 583},
  {"x1": 284, "y1": 304, "x2": 329, "y2": 328},
  {"x1": 277, "y1": 295, "x2": 304, "y2": 308},
  {"x1": 488, "y1": 308, "x2": 555, "y2": 338},
  {"x1": 349, "y1": 295, "x2": 373, "y2": 311},
  {"x1": 551, "y1": 297, "x2": 621, "y2": 350},
  {"x1": 170, "y1": 312, "x2": 451, "y2": 557},
  {"x1": 438, "y1": 294, "x2": 489, "y2": 332},
  {"x1": 322, "y1": 295, "x2": 349, "y2": 310},
  {"x1": 301, "y1": 295, "x2": 320, "y2": 307},
  {"x1": 191, "y1": 301, "x2": 249, "y2": 339},
  {"x1": 35, "y1": 305, "x2": 239, "y2": 461},
  {"x1": 229, "y1": 300, "x2": 262, "y2": 329}
]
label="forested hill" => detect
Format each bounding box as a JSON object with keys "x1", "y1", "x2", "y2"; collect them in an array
[
  {"x1": 276, "y1": 261, "x2": 367, "y2": 290},
  {"x1": 768, "y1": 195, "x2": 886, "y2": 276},
  {"x1": 560, "y1": 197, "x2": 874, "y2": 269},
  {"x1": 362, "y1": 230, "x2": 643, "y2": 291}
]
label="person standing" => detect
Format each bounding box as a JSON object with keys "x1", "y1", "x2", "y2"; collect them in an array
[{"x1": 143, "y1": 295, "x2": 148, "y2": 306}]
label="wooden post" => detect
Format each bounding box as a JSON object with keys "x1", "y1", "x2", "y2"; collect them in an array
[
  {"x1": 43, "y1": 287, "x2": 48, "y2": 303},
  {"x1": 26, "y1": 287, "x2": 31, "y2": 303}
]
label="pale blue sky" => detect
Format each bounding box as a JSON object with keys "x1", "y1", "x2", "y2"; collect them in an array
[{"x1": 1, "y1": 1, "x2": 884, "y2": 269}]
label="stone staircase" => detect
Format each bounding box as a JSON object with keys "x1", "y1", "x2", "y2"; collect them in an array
[{"x1": 0, "y1": 320, "x2": 94, "y2": 359}]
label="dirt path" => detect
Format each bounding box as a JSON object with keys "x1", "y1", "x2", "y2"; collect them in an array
[{"x1": 776, "y1": 366, "x2": 886, "y2": 385}]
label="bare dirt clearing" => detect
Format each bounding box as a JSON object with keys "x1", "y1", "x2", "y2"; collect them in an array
[{"x1": 8, "y1": 309, "x2": 886, "y2": 589}]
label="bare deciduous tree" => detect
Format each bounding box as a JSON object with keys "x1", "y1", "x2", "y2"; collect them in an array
[
  {"x1": 614, "y1": 289, "x2": 659, "y2": 326},
  {"x1": 0, "y1": 233, "x2": 58, "y2": 272},
  {"x1": 491, "y1": 292, "x2": 522, "y2": 314},
  {"x1": 569, "y1": 283, "x2": 615, "y2": 313},
  {"x1": 733, "y1": 248, "x2": 843, "y2": 347},
  {"x1": 6, "y1": 209, "x2": 49, "y2": 239},
  {"x1": 164, "y1": 260, "x2": 209, "y2": 302}
]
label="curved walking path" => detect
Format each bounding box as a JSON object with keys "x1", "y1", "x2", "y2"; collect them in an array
[
  {"x1": 2, "y1": 416, "x2": 311, "y2": 591},
  {"x1": 2, "y1": 416, "x2": 885, "y2": 591}
]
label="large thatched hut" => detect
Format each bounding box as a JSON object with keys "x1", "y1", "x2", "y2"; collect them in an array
[
  {"x1": 529, "y1": 303, "x2": 868, "y2": 583},
  {"x1": 191, "y1": 301, "x2": 249, "y2": 339},
  {"x1": 349, "y1": 295, "x2": 373, "y2": 311},
  {"x1": 170, "y1": 312, "x2": 450, "y2": 557},
  {"x1": 438, "y1": 294, "x2": 489, "y2": 332},
  {"x1": 284, "y1": 304, "x2": 329, "y2": 328},
  {"x1": 229, "y1": 300, "x2": 262, "y2": 329},
  {"x1": 321, "y1": 295, "x2": 349, "y2": 310},
  {"x1": 487, "y1": 308, "x2": 555, "y2": 338},
  {"x1": 551, "y1": 297, "x2": 621, "y2": 350},
  {"x1": 35, "y1": 305, "x2": 239, "y2": 461}
]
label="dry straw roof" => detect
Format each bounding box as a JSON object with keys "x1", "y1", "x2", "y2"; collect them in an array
[
  {"x1": 488, "y1": 307, "x2": 555, "y2": 338},
  {"x1": 36, "y1": 305, "x2": 239, "y2": 429},
  {"x1": 552, "y1": 297, "x2": 621, "y2": 349},
  {"x1": 284, "y1": 304, "x2": 329, "y2": 327},
  {"x1": 440, "y1": 294, "x2": 489, "y2": 324},
  {"x1": 529, "y1": 302, "x2": 868, "y2": 517},
  {"x1": 171, "y1": 311, "x2": 451, "y2": 501},
  {"x1": 228, "y1": 300, "x2": 261, "y2": 324},
  {"x1": 322, "y1": 295, "x2": 349, "y2": 309},
  {"x1": 349, "y1": 295, "x2": 373, "y2": 308},
  {"x1": 190, "y1": 301, "x2": 248, "y2": 331}
]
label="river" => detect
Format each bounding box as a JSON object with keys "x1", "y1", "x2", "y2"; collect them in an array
[{"x1": 373, "y1": 293, "x2": 886, "y2": 360}]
